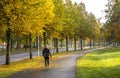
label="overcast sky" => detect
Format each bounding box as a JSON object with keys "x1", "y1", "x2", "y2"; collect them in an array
[{"x1": 71, "y1": 0, "x2": 108, "y2": 23}]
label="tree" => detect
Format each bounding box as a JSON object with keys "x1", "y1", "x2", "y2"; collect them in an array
[
  {"x1": 105, "y1": 0, "x2": 120, "y2": 43},
  {"x1": 0, "y1": 0, "x2": 54, "y2": 64},
  {"x1": 64, "y1": 0, "x2": 75, "y2": 52},
  {"x1": 87, "y1": 13, "x2": 101, "y2": 48}
]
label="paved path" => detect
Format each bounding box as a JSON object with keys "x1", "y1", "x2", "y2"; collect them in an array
[
  {"x1": 0, "y1": 48, "x2": 76, "y2": 64},
  {"x1": 1, "y1": 47, "x2": 91, "y2": 64},
  {"x1": 8, "y1": 47, "x2": 104, "y2": 78}
]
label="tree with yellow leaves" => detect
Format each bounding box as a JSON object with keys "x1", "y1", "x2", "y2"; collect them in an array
[
  {"x1": 105, "y1": 0, "x2": 120, "y2": 45},
  {"x1": 0, "y1": 0, "x2": 54, "y2": 64}
]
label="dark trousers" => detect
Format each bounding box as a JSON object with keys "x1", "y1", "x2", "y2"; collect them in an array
[{"x1": 44, "y1": 57, "x2": 49, "y2": 67}]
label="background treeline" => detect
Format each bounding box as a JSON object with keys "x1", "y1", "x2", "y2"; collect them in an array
[
  {"x1": 104, "y1": 0, "x2": 120, "y2": 45},
  {"x1": 0, "y1": 0, "x2": 101, "y2": 49}
]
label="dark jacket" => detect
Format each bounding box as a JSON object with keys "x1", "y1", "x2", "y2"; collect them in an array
[{"x1": 42, "y1": 48, "x2": 51, "y2": 57}]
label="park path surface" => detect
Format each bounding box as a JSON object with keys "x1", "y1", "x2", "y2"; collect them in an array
[
  {"x1": 8, "y1": 47, "x2": 104, "y2": 78},
  {"x1": 0, "y1": 47, "x2": 90, "y2": 64},
  {"x1": 0, "y1": 48, "x2": 77, "y2": 64}
]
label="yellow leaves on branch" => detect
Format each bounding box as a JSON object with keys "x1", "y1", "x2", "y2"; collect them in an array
[
  {"x1": 1, "y1": 0, "x2": 55, "y2": 36},
  {"x1": 43, "y1": 0, "x2": 54, "y2": 24}
]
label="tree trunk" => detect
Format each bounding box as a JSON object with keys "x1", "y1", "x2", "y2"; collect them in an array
[
  {"x1": 93, "y1": 37, "x2": 95, "y2": 47},
  {"x1": 33, "y1": 42, "x2": 36, "y2": 48},
  {"x1": 29, "y1": 32, "x2": 32, "y2": 59},
  {"x1": 80, "y1": 36, "x2": 83, "y2": 50},
  {"x1": 66, "y1": 36, "x2": 68, "y2": 52},
  {"x1": 54, "y1": 39, "x2": 55, "y2": 49},
  {"x1": 16, "y1": 38, "x2": 21, "y2": 49},
  {"x1": 74, "y1": 36, "x2": 76, "y2": 51},
  {"x1": 43, "y1": 32, "x2": 46, "y2": 48},
  {"x1": 50, "y1": 36, "x2": 53, "y2": 51},
  {"x1": 60, "y1": 39, "x2": 63, "y2": 48},
  {"x1": 39, "y1": 38, "x2": 42, "y2": 49},
  {"x1": 6, "y1": 28, "x2": 11, "y2": 65},
  {"x1": 16, "y1": 38, "x2": 18, "y2": 49},
  {"x1": 90, "y1": 37, "x2": 92, "y2": 48},
  {"x1": 55, "y1": 38, "x2": 59, "y2": 53}
]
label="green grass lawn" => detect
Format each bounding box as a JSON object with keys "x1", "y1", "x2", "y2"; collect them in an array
[{"x1": 76, "y1": 47, "x2": 120, "y2": 78}]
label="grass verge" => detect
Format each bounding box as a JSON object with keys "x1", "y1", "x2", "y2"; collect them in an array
[
  {"x1": 0, "y1": 57, "x2": 45, "y2": 78},
  {"x1": 76, "y1": 47, "x2": 120, "y2": 78}
]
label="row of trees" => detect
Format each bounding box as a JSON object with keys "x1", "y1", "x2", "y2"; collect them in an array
[
  {"x1": 0, "y1": 0, "x2": 101, "y2": 64},
  {"x1": 104, "y1": 0, "x2": 120, "y2": 44}
]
